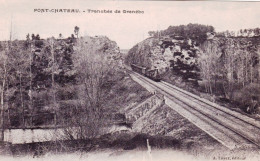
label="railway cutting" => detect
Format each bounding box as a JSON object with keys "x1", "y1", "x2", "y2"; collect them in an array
[{"x1": 128, "y1": 68, "x2": 260, "y2": 150}]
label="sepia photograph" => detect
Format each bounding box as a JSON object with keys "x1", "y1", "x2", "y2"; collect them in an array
[{"x1": 0, "y1": 0, "x2": 260, "y2": 160}]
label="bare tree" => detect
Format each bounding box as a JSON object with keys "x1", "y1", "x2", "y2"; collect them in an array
[
  {"x1": 15, "y1": 48, "x2": 31, "y2": 128},
  {"x1": 0, "y1": 18, "x2": 13, "y2": 140},
  {"x1": 223, "y1": 41, "x2": 237, "y2": 99},
  {"x1": 69, "y1": 37, "x2": 117, "y2": 139},
  {"x1": 46, "y1": 37, "x2": 58, "y2": 126},
  {"x1": 0, "y1": 41, "x2": 15, "y2": 140},
  {"x1": 27, "y1": 35, "x2": 33, "y2": 125},
  {"x1": 198, "y1": 40, "x2": 221, "y2": 95},
  {"x1": 0, "y1": 46, "x2": 8, "y2": 141}
]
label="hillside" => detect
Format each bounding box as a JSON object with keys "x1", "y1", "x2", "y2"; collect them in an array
[
  {"x1": 0, "y1": 35, "x2": 126, "y2": 129},
  {"x1": 125, "y1": 24, "x2": 260, "y2": 116}
]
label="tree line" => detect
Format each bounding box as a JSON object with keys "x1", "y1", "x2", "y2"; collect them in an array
[
  {"x1": 216, "y1": 28, "x2": 260, "y2": 38},
  {"x1": 148, "y1": 23, "x2": 215, "y2": 44}
]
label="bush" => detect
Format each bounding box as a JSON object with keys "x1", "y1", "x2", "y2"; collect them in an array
[{"x1": 233, "y1": 83, "x2": 260, "y2": 113}]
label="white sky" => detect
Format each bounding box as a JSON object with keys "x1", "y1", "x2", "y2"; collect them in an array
[{"x1": 0, "y1": 0, "x2": 260, "y2": 49}]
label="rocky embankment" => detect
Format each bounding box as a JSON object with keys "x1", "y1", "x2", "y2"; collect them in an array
[
  {"x1": 114, "y1": 91, "x2": 223, "y2": 155},
  {"x1": 125, "y1": 35, "x2": 200, "y2": 82}
]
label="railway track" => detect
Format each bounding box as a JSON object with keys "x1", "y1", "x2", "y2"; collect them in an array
[{"x1": 129, "y1": 70, "x2": 260, "y2": 150}]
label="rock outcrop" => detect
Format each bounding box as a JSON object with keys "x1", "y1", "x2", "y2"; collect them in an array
[{"x1": 125, "y1": 36, "x2": 201, "y2": 81}]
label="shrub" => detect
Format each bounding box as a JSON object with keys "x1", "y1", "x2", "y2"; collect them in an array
[{"x1": 233, "y1": 83, "x2": 260, "y2": 113}]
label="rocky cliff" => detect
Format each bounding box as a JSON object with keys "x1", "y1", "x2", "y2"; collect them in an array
[{"x1": 125, "y1": 35, "x2": 201, "y2": 81}]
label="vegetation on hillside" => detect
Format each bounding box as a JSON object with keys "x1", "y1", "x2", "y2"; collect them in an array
[
  {"x1": 149, "y1": 23, "x2": 215, "y2": 44},
  {"x1": 0, "y1": 28, "x2": 147, "y2": 142},
  {"x1": 198, "y1": 37, "x2": 260, "y2": 113},
  {"x1": 127, "y1": 23, "x2": 260, "y2": 115}
]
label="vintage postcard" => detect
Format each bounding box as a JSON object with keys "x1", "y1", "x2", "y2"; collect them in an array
[{"x1": 0, "y1": 0, "x2": 260, "y2": 161}]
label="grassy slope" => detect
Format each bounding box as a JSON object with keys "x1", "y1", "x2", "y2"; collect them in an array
[{"x1": 104, "y1": 72, "x2": 152, "y2": 114}]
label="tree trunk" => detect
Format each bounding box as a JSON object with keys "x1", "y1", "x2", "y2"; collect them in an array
[
  {"x1": 245, "y1": 51, "x2": 248, "y2": 84},
  {"x1": 208, "y1": 78, "x2": 213, "y2": 95},
  {"x1": 250, "y1": 64, "x2": 253, "y2": 83},
  {"x1": 7, "y1": 105, "x2": 10, "y2": 128},
  {"x1": 1, "y1": 89, "x2": 5, "y2": 142},
  {"x1": 51, "y1": 41, "x2": 56, "y2": 103},
  {"x1": 50, "y1": 40, "x2": 57, "y2": 130},
  {"x1": 6, "y1": 81, "x2": 10, "y2": 127},
  {"x1": 19, "y1": 73, "x2": 25, "y2": 129},
  {"x1": 0, "y1": 62, "x2": 7, "y2": 142},
  {"x1": 29, "y1": 42, "x2": 32, "y2": 115},
  {"x1": 242, "y1": 57, "x2": 245, "y2": 87},
  {"x1": 54, "y1": 112, "x2": 57, "y2": 126}
]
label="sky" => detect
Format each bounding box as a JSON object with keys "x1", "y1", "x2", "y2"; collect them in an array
[{"x1": 0, "y1": 0, "x2": 260, "y2": 49}]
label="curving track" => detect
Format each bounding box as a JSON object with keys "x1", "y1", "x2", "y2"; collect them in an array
[{"x1": 129, "y1": 70, "x2": 260, "y2": 150}]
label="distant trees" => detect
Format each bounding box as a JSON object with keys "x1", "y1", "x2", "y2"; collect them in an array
[
  {"x1": 216, "y1": 28, "x2": 260, "y2": 38},
  {"x1": 31, "y1": 34, "x2": 41, "y2": 40},
  {"x1": 59, "y1": 33, "x2": 63, "y2": 39},
  {"x1": 254, "y1": 28, "x2": 260, "y2": 36},
  {"x1": 31, "y1": 34, "x2": 35, "y2": 40},
  {"x1": 149, "y1": 23, "x2": 215, "y2": 44},
  {"x1": 26, "y1": 34, "x2": 30, "y2": 41},
  {"x1": 74, "y1": 26, "x2": 80, "y2": 38},
  {"x1": 36, "y1": 34, "x2": 40, "y2": 40}
]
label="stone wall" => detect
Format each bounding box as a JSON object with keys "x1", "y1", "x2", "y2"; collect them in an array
[{"x1": 125, "y1": 92, "x2": 165, "y2": 123}]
